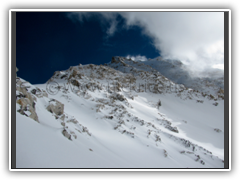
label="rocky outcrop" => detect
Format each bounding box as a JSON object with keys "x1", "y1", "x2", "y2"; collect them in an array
[
  {"x1": 110, "y1": 93, "x2": 126, "y2": 102},
  {"x1": 16, "y1": 78, "x2": 39, "y2": 122},
  {"x1": 30, "y1": 87, "x2": 48, "y2": 98},
  {"x1": 17, "y1": 98, "x2": 39, "y2": 122},
  {"x1": 62, "y1": 129, "x2": 72, "y2": 140},
  {"x1": 46, "y1": 99, "x2": 64, "y2": 116},
  {"x1": 165, "y1": 125, "x2": 179, "y2": 133},
  {"x1": 111, "y1": 56, "x2": 118, "y2": 63},
  {"x1": 71, "y1": 79, "x2": 80, "y2": 87}
]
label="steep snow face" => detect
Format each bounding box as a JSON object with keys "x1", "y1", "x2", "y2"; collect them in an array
[
  {"x1": 108, "y1": 56, "x2": 224, "y2": 97},
  {"x1": 15, "y1": 62, "x2": 224, "y2": 168}
]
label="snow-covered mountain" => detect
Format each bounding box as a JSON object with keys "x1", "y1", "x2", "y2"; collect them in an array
[
  {"x1": 15, "y1": 58, "x2": 224, "y2": 168},
  {"x1": 108, "y1": 56, "x2": 224, "y2": 97}
]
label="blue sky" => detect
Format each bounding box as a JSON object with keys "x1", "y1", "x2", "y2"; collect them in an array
[{"x1": 16, "y1": 11, "x2": 224, "y2": 84}]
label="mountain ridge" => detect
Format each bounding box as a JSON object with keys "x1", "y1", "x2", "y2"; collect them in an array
[{"x1": 107, "y1": 56, "x2": 224, "y2": 97}]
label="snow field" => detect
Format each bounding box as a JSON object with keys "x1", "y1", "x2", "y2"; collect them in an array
[{"x1": 16, "y1": 62, "x2": 224, "y2": 168}]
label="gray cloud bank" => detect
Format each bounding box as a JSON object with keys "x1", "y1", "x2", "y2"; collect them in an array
[{"x1": 67, "y1": 11, "x2": 224, "y2": 72}]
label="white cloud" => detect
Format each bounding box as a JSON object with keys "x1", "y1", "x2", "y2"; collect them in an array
[
  {"x1": 106, "y1": 19, "x2": 118, "y2": 36},
  {"x1": 212, "y1": 64, "x2": 224, "y2": 70},
  {"x1": 67, "y1": 11, "x2": 224, "y2": 72},
  {"x1": 126, "y1": 55, "x2": 147, "y2": 61},
  {"x1": 120, "y1": 12, "x2": 224, "y2": 72}
]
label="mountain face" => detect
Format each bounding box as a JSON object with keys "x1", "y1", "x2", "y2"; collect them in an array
[
  {"x1": 15, "y1": 57, "x2": 224, "y2": 168},
  {"x1": 108, "y1": 56, "x2": 224, "y2": 97}
]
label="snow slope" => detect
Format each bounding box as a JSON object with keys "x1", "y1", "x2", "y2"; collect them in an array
[{"x1": 15, "y1": 61, "x2": 224, "y2": 169}]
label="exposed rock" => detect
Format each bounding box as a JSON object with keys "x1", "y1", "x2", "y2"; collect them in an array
[
  {"x1": 60, "y1": 114, "x2": 65, "y2": 121},
  {"x1": 214, "y1": 128, "x2": 222, "y2": 133},
  {"x1": 196, "y1": 100, "x2": 204, "y2": 103},
  {"x1": 165, "y1": 125, "x2": 179, "y2": 133},
  {"x1": 122, "y1": 130, "x2": 134, "y2": 138},
  {"x1": 16, "y1": 84, "x2": 36, "y2": 103},
  {"x1": 111, "y1": 56, "x2": 118, "y2": 63},
  {"x1": 105, "y1": 115, "x2": 114, "y2": 119},
  {"x1": 16, "y1": 79, "x2": 39, "y2": 122},
  {"x1": 195, "y1": 155, "x2": 201, "y2": 161},
  {"x1": 31, "y1": 87, "x2": 48, "y2": 98},
  {"x1": 180, "y1": 150, "x2": 185, "y2": 154},
  {"x1": 200, "y1": 160, "x2": 205, "y2": 165},
  {"x1": 71, "y1": 79, "x2": 80, "y2": 87},
  {"x1": 110, "y1": 93, "x2": 126, "y2": 102},
  {"x1": 17, "y1": 98, "x2": 39, "y2": 122},
  {"x1": 96, "y1": 104, "x2": 105, "y2": 112},
  {"x1": 62, "y1": 129, "x2": 72, "y2": 140},
  {"x1": 155, "y1": 135, "x2": 161, "y2": 142},
  {"x1": 46, "y1": 99, "x2": 64, "y2": 116},
  {"x1": 67, "y1": 118, "x2": 78, "y2": 124},
  {"x1": 157, "y1": 118, "x2": 171, "y2": 126},
  {"x1": 72, "y1": 69, "x2": 78, "y2": 77},
  {"x1": 31, "y1": 89, "x2": 37, "y2": 94},
  {"x1": 163, "y1": 149, "x2": 168, "y2": 157},
  {"x1": 61, "y1": 74, "x2": 68, "y2": 79}
]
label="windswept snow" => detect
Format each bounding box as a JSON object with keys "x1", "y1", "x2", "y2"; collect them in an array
[{"x1": 15, "y1": 57, "x2": 224, "y2": 169}]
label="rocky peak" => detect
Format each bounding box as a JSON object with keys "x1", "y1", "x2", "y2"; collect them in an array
[{"x1": 108, "y1": 56, "x2": 224, "y2": 97}]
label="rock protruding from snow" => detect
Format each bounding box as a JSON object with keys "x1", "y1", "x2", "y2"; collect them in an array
[
  {"x1": 16, "y1": 78, "x2": 39, "y2": 122},
  {"x1": 62, "y1": 129, "x2": 72, "y2": 140},
  {"x1": 46, "y1": 99, "x2": 64, "y2": 116},
  {"x1": 110, "y1": 93, "x2": 126, "y2": 102}
]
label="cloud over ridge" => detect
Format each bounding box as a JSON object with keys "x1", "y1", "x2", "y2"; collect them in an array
[{"x1": 67, "y1": 11, "x2": 224, "y2": 71}]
